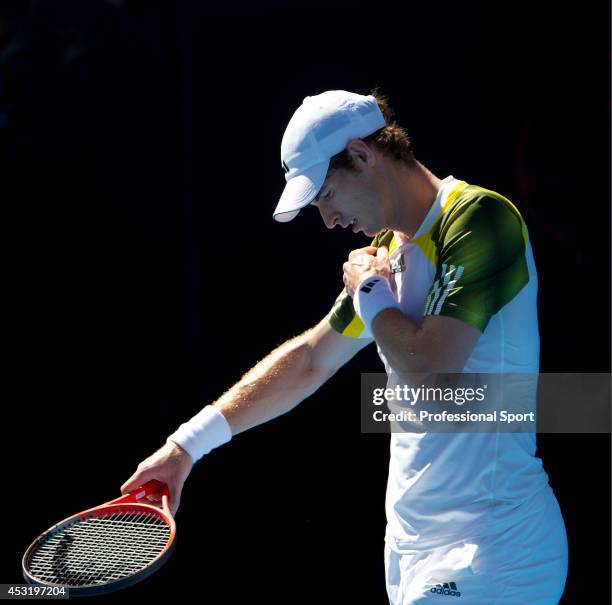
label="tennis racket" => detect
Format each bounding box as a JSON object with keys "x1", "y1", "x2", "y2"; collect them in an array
[{"x1": 22, "y1": 479, "x2": 176, "y2": 596}]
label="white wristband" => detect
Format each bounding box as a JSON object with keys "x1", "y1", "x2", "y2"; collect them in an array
[
  {"x1": 353, "y1": 275, "x2": 400, "y2": 333},
  {"x1": 167, "y1": 405, "x2": 232, "y2": 464}
]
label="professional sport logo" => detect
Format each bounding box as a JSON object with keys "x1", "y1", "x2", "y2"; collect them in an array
[{"x1": 430, "y1": 581, "x2": 461, "y2": 597}]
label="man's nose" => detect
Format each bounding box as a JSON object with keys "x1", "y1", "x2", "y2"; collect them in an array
[{"x1": 317, "y1": 204, "x2": 340, "y2": 229}]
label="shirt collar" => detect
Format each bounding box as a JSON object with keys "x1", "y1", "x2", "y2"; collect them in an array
[{"x1": 394, "y1": 175, "x2": 458, "y2": 244}]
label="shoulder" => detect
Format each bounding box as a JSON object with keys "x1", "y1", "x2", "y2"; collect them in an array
[{"x1": 436, "y1": 184, "x2": 526, "y2": 250}]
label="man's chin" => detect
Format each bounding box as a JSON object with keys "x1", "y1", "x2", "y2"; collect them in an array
[{"x1": 351, "y1": 222, "x2": 377, "y2": 237}]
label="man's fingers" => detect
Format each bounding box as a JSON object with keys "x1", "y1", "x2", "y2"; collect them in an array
[
  {"x1": 168, "y1": 485, "x2": 182, "y2": 516},
  {"x1": 377, "y1": 245, "x2": 389, "y2": 259},
  {"x1": 165, "y1": 479, "x2": 185, "y2": 516},
  {"x1": 120, "y1": 468, "x2": 153, "y2": 495},
  {"x1": 121, "y1": 472, "x2": 183, "y2": 516},
  {"x1": 348, "y1": 246, "x2": 377, "y2": 259}
]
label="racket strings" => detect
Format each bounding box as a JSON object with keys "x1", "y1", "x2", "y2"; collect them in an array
[{"x1": 26, "y1": 509, "x2": 171, "y2": 587}]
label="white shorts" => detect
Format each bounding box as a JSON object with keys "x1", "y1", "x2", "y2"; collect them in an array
[{"x1": 384, "y1": 493, "x2": 568, "y2": 604}]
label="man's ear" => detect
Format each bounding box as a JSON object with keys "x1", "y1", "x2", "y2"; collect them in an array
[{"x1": 346, "y1": 139, "x2": 375, "y2": 168}]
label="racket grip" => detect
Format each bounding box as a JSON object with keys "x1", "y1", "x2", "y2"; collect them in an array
[
  {"x1": 135, "y1": 481, "x2": 172, "y2": 516},
  {"x1": 134, "y1": 479, "x2": 165, "y2": 498},
  {"x1": 109, "y1": 479, "x2": 169, "y2": 506}
]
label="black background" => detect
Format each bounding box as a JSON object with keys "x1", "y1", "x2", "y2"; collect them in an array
[{"x1": 1, "y1": 1, "x2": 610, "y2": 603}]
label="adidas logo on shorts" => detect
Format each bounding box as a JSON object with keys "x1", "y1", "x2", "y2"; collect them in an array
[{"x1": 430, "y1": 581, "x2": 461, "y2": 597}]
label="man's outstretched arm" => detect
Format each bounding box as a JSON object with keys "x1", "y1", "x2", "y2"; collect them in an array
[
  {"x1": 218, "y1": 314, "x2": 370, "y2": 435},
  {"x1": 120, "y1": 315, "x2": 371, "y2": 513}
]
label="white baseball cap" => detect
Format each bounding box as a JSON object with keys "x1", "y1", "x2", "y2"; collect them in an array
[{"x1": 273, "y1": 90, "x2": 386, "y2": 222}]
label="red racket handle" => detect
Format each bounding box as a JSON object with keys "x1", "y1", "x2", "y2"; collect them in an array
[
  {"x1": 133, "y1": 479, "x2": 167, "y2": 500},
  {"x1": 107, "y1": 479, "x2": 169, "y2": 507}
]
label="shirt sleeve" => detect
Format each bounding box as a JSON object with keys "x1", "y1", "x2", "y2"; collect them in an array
[
  {"x1": 423, "y1": 194, "x2": 530, "y2": 332},
  {"x1": 327, "y1": 229, "x2": 395, "y2": 339}
]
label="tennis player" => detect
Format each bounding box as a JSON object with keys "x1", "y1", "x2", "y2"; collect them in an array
[{"x1": 122, "y1": 90, "x2": 568, "y2": 604}]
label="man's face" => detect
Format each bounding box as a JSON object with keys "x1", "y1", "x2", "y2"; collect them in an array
[{"x1": 310, "y1": 165, "x2": 386, "y2": 237}]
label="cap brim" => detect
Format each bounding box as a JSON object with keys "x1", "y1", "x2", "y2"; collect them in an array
[{"x1": 273, "y1": 160, "x2": 329, "y2": 222}]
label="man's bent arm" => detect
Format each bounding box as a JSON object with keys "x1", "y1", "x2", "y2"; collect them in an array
[{"x1": 371, "y1": 309, "x2": 481, "y2": 377}]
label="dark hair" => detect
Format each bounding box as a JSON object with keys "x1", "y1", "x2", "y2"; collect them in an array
[{"x1": 328, "y1": 88, "x2": 416, "y2": 173}]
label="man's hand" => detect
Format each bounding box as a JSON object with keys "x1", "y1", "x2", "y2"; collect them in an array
[
  {"x1": 343, "y1": 245, "x2": 391, "y2": 297},
  {"x1": 121, "y1": 441, "x2": 193, "y2": 516}
]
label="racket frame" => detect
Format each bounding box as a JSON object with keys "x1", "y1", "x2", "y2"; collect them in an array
[{"x1": 22, "y1": 480, "x2": 176, "y2": 596}]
